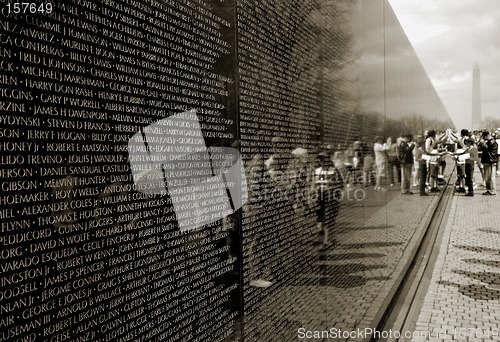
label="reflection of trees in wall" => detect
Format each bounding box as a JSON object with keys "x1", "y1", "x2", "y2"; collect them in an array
[
  {"x1": 314, "y1": 0, "x2": 357, "y2": 146},
  {"x1": 238, "y1": 0, "x2": 450, "y2": 149},
  {"x1": 272, "y1": 0, "x2": 351, "y2": 146},
  {"x1": 388, "y1": 113, "x2": 454, "y2": 137},
  {"x1": 238, "y1": 0, "x2": 357, "y2": 150},
  {"x1": 237, "y1": 0, "x2": 325, "y2": 149}
]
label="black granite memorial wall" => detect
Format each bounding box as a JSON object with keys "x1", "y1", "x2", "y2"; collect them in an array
[{"x1": 0, "y1": 0, "x2": 451, "y2": 341}]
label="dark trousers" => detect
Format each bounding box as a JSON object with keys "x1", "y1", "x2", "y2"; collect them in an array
[
  {"x1": 401, "y1": 163, "x2": 412, "y2": 193},
  {"x1": 419, "y1": 161, "x2": 428, "y2": 195},
  {"x1": 484, "y1": 163, "x2": 496, "y2": 194},
  {"x1": 387, "y1": 156, "x2": 401, "y2": 184},
  {"x1": 465, "y1": 163, "x2": 474, "y2": 194}
]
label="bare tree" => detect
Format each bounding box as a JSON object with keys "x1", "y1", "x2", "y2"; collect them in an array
[{"x1": 483, "y1": 117, "x2": 500, "y2": 132}]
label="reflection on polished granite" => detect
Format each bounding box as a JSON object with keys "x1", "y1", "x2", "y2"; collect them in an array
[{"x1": 240, "y1": 178, "x2": 444, "y2": 341}]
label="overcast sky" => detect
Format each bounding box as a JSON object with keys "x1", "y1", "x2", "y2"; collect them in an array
[{"x1": 388, "y1": 0, "x2": 500, "y2": 130}]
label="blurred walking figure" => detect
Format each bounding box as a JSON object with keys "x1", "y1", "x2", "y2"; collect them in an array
[
  {"x1": 314, "y1": 151, "x2": 342, "y2": 248},
  {"x1": 352, "y1": 140, "x2": 363, "y2": 184},
  {"x1": 289, "y1": 147, "x2": 314, "y2": 225},
  {"x1": 332, "y1": 150, "x2": 347, "y2": 185},
  {"x1": 245, "y1": 153, "x2": 273, "y2": 288},
  {"x1": 344, "y1": 144, "x2": 354, "y2": 185},
  {"x1": 363, "y1": 152, "x2": 375, "y2": 186},
  {"x1": 374, "y1": 136, "x2": 389, "y2": 191}
]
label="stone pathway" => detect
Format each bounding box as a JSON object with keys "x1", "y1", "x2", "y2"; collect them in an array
[{"x1": 412, "y1": 172, "x2": 500, "y2": 342}]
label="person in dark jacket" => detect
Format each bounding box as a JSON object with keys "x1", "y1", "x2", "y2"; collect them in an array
[
  {"x1": 478, "y1": 130, "x2": 498, "y2": 195},
  {"x1": 399, "y1": 134, "x2": 415, "y2": 194}
]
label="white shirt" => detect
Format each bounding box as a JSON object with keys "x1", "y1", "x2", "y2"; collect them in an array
[{"x1": 374, "y1": 143, "x2": 387, "y2": 164}]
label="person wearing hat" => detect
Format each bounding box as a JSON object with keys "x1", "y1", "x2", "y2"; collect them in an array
[{"x1": 478, "y1": 130, "x2": 498, "y2": 195}]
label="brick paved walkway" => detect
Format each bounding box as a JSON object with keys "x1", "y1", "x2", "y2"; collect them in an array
[
  {"x1": 411, "y1": 172, "x2": 500, "y2": 342},
  {"x1": 242, "y1": 164, "x2": 452, "y2": 342}
]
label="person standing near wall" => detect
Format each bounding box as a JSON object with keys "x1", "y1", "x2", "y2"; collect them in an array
[
  {"x1": 463, "y1": 138, "x2": 479, "y2": 197},
  {"x1": 399, "y1": 134, "x2": 415, "y2": 194},
  {"x1": 374, "y1": 136, "x2": 389, "y2": 191},
  {"x1": 415, "y1": 139, "x2": 429, "y2": 196},
  {"x1": 387, "y1": 137, "x2": 401, "y2": 187},
  {"x1": 453, "y1": 129, "x2": 470, "y2": 193},
  {"x1": 412, "y1": 137, "x2": 422, "y2": 187},
  {"x1": 495, "y1": 129, "x2": 500, "y2": 176},
  {"x1": 478, "y1": 130, "x2": 498, "y2": 195},
  {"x1": 425, "y1": 130, "x2": 441, "y2": 192}
]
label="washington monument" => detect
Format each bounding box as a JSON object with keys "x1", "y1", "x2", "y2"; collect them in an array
[{"x1": 472, "y1": 62, "x2": 481, "y2": 130}]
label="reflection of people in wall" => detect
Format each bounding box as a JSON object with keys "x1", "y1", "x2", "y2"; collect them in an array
[
  {"x1": 363, "y1": 151, "x2": 375, "y2": 186},
  {"x1": 244, "y1": 153, "x2": 273, "y2": 288},
  {"x1": 332, "y1": 149, "x2": 347, "y2": 182},
  {"x1": 344, "y1": 144, "x2": 354, "y2": 185},
  {"x1": 264, "y1": 136, "x2": 286, "y2": 178},
  {"x1": 314, "y1": 151, "x2": 342, "y2": 248},
  {"x1": 425, "y1": 130, "x2": 441, "y2": 192},
  {"x1": 289, "y1": 147, "x2": 313, "y2": 215},
  {"x1": 218, "y1": 140, "x2": 244, "y2": 275},
  {"x1": 387, "y1": 137, "x2": 401, "y2": 187},
  {"x1": 415, "y1": 139, "x2": 429, "y2": 196},
  {"x1": 373, "y1": 136, "x2": 389, "y2": 191},
  {"x1": 352, "y1": 140, "x2": 363, "y2": 184},
  {"x1": 412, "y1": 137, "x2": 423, "y2": 188},
  {"x1": 399, "y1": 134, "x2": 415, "y2": 195}
]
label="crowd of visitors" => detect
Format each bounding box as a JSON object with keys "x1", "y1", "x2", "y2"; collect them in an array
[{"x1": 330, "y1": 128, "x2": 499, "y2": 196}]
